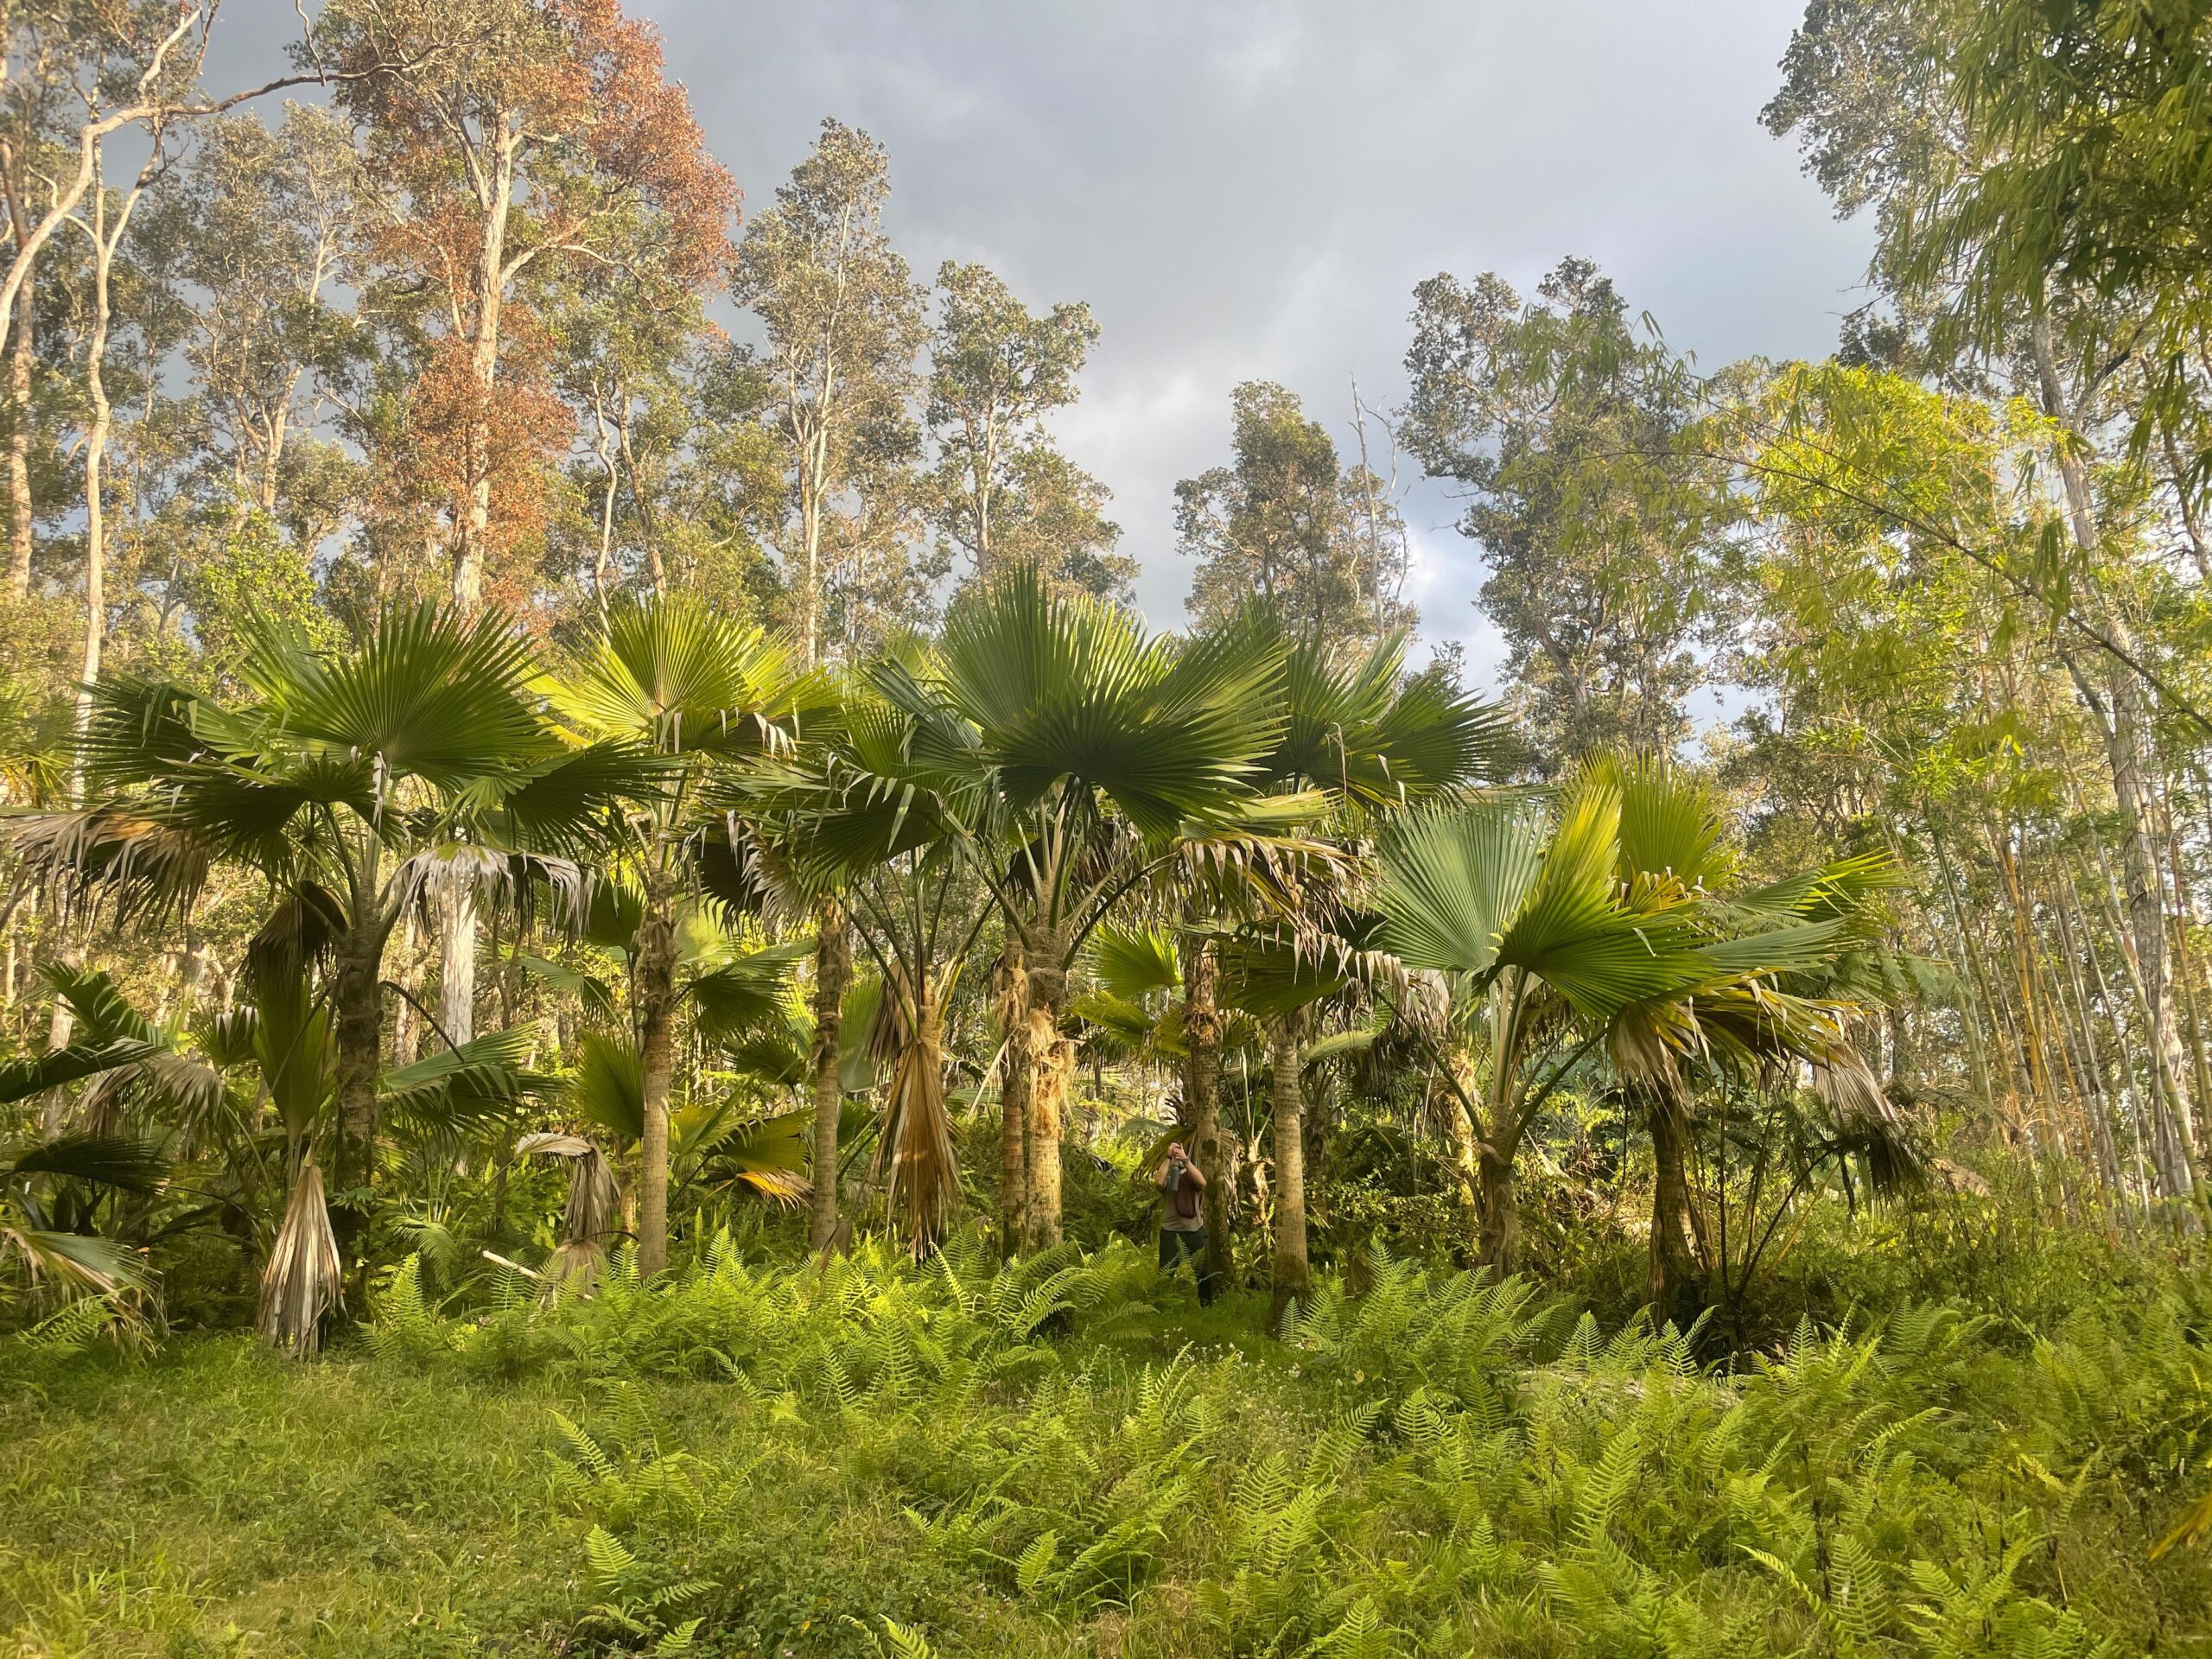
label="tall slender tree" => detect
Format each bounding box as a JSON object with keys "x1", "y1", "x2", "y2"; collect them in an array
[
  {"x1": 925, "y1": 261, "x2": 1099, "y2": 590},
  {"x1": 733, "y1": 118, "x2": 924, "y2": 1239},
  {"x1": 732, "y1": 118, "x2": 922, "y2": 671},
  {"x1": 1401, "y1": 257, "x2": 1717, "y2": 760},
  {"x1": 1179, "y1": 382, "x2": 1412, "y2": 645}
]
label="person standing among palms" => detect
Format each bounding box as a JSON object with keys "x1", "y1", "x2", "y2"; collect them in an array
[{"x1": 1154, "y1": 1141, "x2": 1215, "y2": 1305}]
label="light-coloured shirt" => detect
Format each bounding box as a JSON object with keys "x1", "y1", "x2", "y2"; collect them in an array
[{"x1": 1160, "y1": 1162, "x2": 1205, "y2": 1233}]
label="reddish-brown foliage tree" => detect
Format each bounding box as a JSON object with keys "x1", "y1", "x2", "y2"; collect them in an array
[{"x1": 322, "y1": 0, "x2": 738, "y2": 613}]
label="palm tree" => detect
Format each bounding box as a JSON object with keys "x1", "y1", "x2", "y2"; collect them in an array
[
  {"x1": 549, "y1": 594, "x2": 823, "y2": 1275},
  {"x1": 880, "y1": 566, "x2": 1287, "y2": 1254},
  {"x1": 728, "y1": 658, "x2": 998, "y2": 1256},
  {"x1": 15, "y1": 607, "x2": 665, "y2": 1275},
  {"x1": 1216, "y1": 918, "x2": 1374, "y2": 1321},
  {"x1": 0, "y1": 954, "x2": 543, "y2": 1351},
  {"x1": 1370, "y1": 768, "x2": 1720, "y2": 1271},
  {"x1": 1592, "y1": 753, "x2": 1914, "y2": 1310},
  {"x1": 1371, "y1": 753, "x2": 1909, "y2": 1279},
  {"x1": 1224, "y1": 625, "x2": 1511, "y2": 1300}
]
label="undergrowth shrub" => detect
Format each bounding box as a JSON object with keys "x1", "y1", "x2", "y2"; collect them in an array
[{"x1": 364, "y1": 1231, "x2": 2212, "y2": 1656}]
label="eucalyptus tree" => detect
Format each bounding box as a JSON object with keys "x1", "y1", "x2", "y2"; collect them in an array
[
  {"x1": 1766, "y1": 0, "x2": 2212, "y2": 1209},
  {"x1": 170, "y1": 105, "x2": 365, "y2": 521},
  {"x1": 1177, "y1": 382, "x2": 1413, "y2": 647},
  {"x1": 733, "y1": 118, "x2": 925, "y2": 672},
  {"x1": 927, "y1": 261, "x2": 1102, "y2": 590},
  {"x1": 731, "y1": 119, "x2": 925, "y2": 1243},
  {"x1": 549, "y1": 593, "x2": 823, "y2": 1275},
  {"x1": 1400, "y1": 258, "x2": 1718, "y2": 761},
  {"x1": 14, "y1": 607, "x2": 664, "y2": 1270},
  {"x1": 318, "y1": 0, "x2": 736, "y2": 613}
]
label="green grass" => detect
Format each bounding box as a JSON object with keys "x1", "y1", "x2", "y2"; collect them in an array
[{"x1": 4, "y1": 1235, "x2": 2211, "y2": 1658}]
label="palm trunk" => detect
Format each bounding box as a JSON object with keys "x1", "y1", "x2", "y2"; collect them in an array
[
  {"x1": 1267, "y1": 1015, "x2": 1308, "y2": 1326},
  {"x1": 1181, "y1": 936, "x2": 1230, "y2": 1284},
  {"x1": 994, "y1": 937, "x2": 1031, "y2": 1256},
  {"x1": 1645, "y1": 1088, "x2": 1700, "y2": 1310},
  {"x1": 1476, "y1": 977, "x2": 1527, "y2": 1274},
  {"x1": 633, "y1": 907, "x2": 677, "y2": 1277},
  {"x1": 332, "y1": 915, "x2": 385, "y2": 1287},
  {"x1": 1475, "y1": 1140, "x2": 1517, "y2": 1273},
  {"x1": 1024, "y1": 941, "x2": 1071, "y2": 1252},
  {"x1": 1442, "y1": 1059, "x2": 1482, "y2": 1248},
  {"x1": 808, "y1": 902, "x2": 851, "y2": 1252}
]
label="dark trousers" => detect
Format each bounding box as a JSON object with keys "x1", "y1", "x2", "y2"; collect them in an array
[{"x1": 1157, "y1": 1227, "x2": 1217, "y2": 1305}]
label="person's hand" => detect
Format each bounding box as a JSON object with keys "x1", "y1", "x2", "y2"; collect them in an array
[{"x1": 1167, "y1": 1142, "x2": 1186, "y2": 1165}]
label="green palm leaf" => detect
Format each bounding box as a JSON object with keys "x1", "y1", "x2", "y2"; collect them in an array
[
  {"x1": 688, "y1": 941, "x2": 809, "y2": 1040},
  {"x1": 380, "y1": 1026, "x2": 546, "y2": 1131},
  {"x1": 1373, "y1": 800, "x2": 1548, "y2": 978},
  {"x1": 933, "y1": 565, "x2": 1285, "y2": 837},
  {"x1": 1085, "y1": 921, "x2": 1181, "y2": 1001},
  {"x1": 0, "y1": 1039, "x2": 162, "y2": 1106},
  {"x1": 7, "y1": 1133, "x2": 169, "y2": 1193},
  {"x1": 569, "y1": 1033, "x2": 645, "y2": 1142},
  {"x1": 245, "y1": 607, "x2": 546, "y2": 791},
  {"x1": 554, "y1": 594, "x2": 822, "y2": 756}
]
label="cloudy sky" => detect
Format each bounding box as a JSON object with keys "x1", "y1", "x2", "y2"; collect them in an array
[{"x1": 232, "y1": 1, "x2": 1873, "y2": 695}]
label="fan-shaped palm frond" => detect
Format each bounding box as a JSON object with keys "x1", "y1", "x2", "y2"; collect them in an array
[
  {"x1": 569, "y1": 1033, "x2": 646, "y2": 1143},
  {"x1": 930, "y1": 564, "x2": 1287, "y2": 839},
  {"x1": 514, "y1": 951, "x2": 619, "y2": 1020},
  {"x1": 552, "y1": 592, "x2": 824, "y2": 759},
  {"x1": 1267, "y1": 626, "x2": 1516, "y2": 807},
  {"x1": 1086, "y1": 922, "x2": 1182, "y2": 1001},
  {"x1": 258, "y1": 1154, "x2": 341, "y2": 1356},
  {"x1": 8, "y1": 1133, "x2": 168, "y2": 1193},
  {"x1": 697, "y1": 1109, "x2": 813, "y2": 1208},
  {"x1": 685, "y1": 941, "x2": 809, "y2": 1041},
  {"x1": 379, "y1": 1026, "x2": 549, "y2": 1135}
]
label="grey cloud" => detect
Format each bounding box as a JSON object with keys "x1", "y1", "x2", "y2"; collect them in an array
[{"x1": 219, "y1": 0, "x2": 1870, "y2": 696}]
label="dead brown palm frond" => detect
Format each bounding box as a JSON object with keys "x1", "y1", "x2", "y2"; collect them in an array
[
  {"x1": 872, "y1": 962, "x2": 961, "y2": 1257},
  {"x1": 1167, "y1": 799, "x2": 1357, "y2": 925},
  {"x1": 1808, "y1": 1039, "x2": 1925, "y2": 1192},
  {"x1": 10, "y1": 805, "x2": 217, "y2": 925},
  {"x1": 518, "y1": 1131, "x2": 623, "y2": 1291},
  {"x1": 258, "y1": 1155, "x2": 342, "y2": 1357}
]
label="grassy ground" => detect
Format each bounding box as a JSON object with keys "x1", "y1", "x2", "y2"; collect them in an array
[
  {"x1": 1, "y1": 1337, "x2": 588, "y2": 1656},
  {"x1": 3, "y1": 1239, "x2": 2210, "y2": 1658}
]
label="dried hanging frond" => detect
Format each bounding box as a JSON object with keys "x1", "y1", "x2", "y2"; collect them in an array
[
  {"x1": 518, "y1": 1131, "x2": 622, "y2": 1292},
  {"x1": 872, "y1": 963, "x2": 962, "y2": 1257},
  {"x1": 258, "y1": 1155, "x2": 342, "y2": 1357},
  {"x1": 1810, "y1": 1044, "x2": 1927, "y2": 1192}
]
